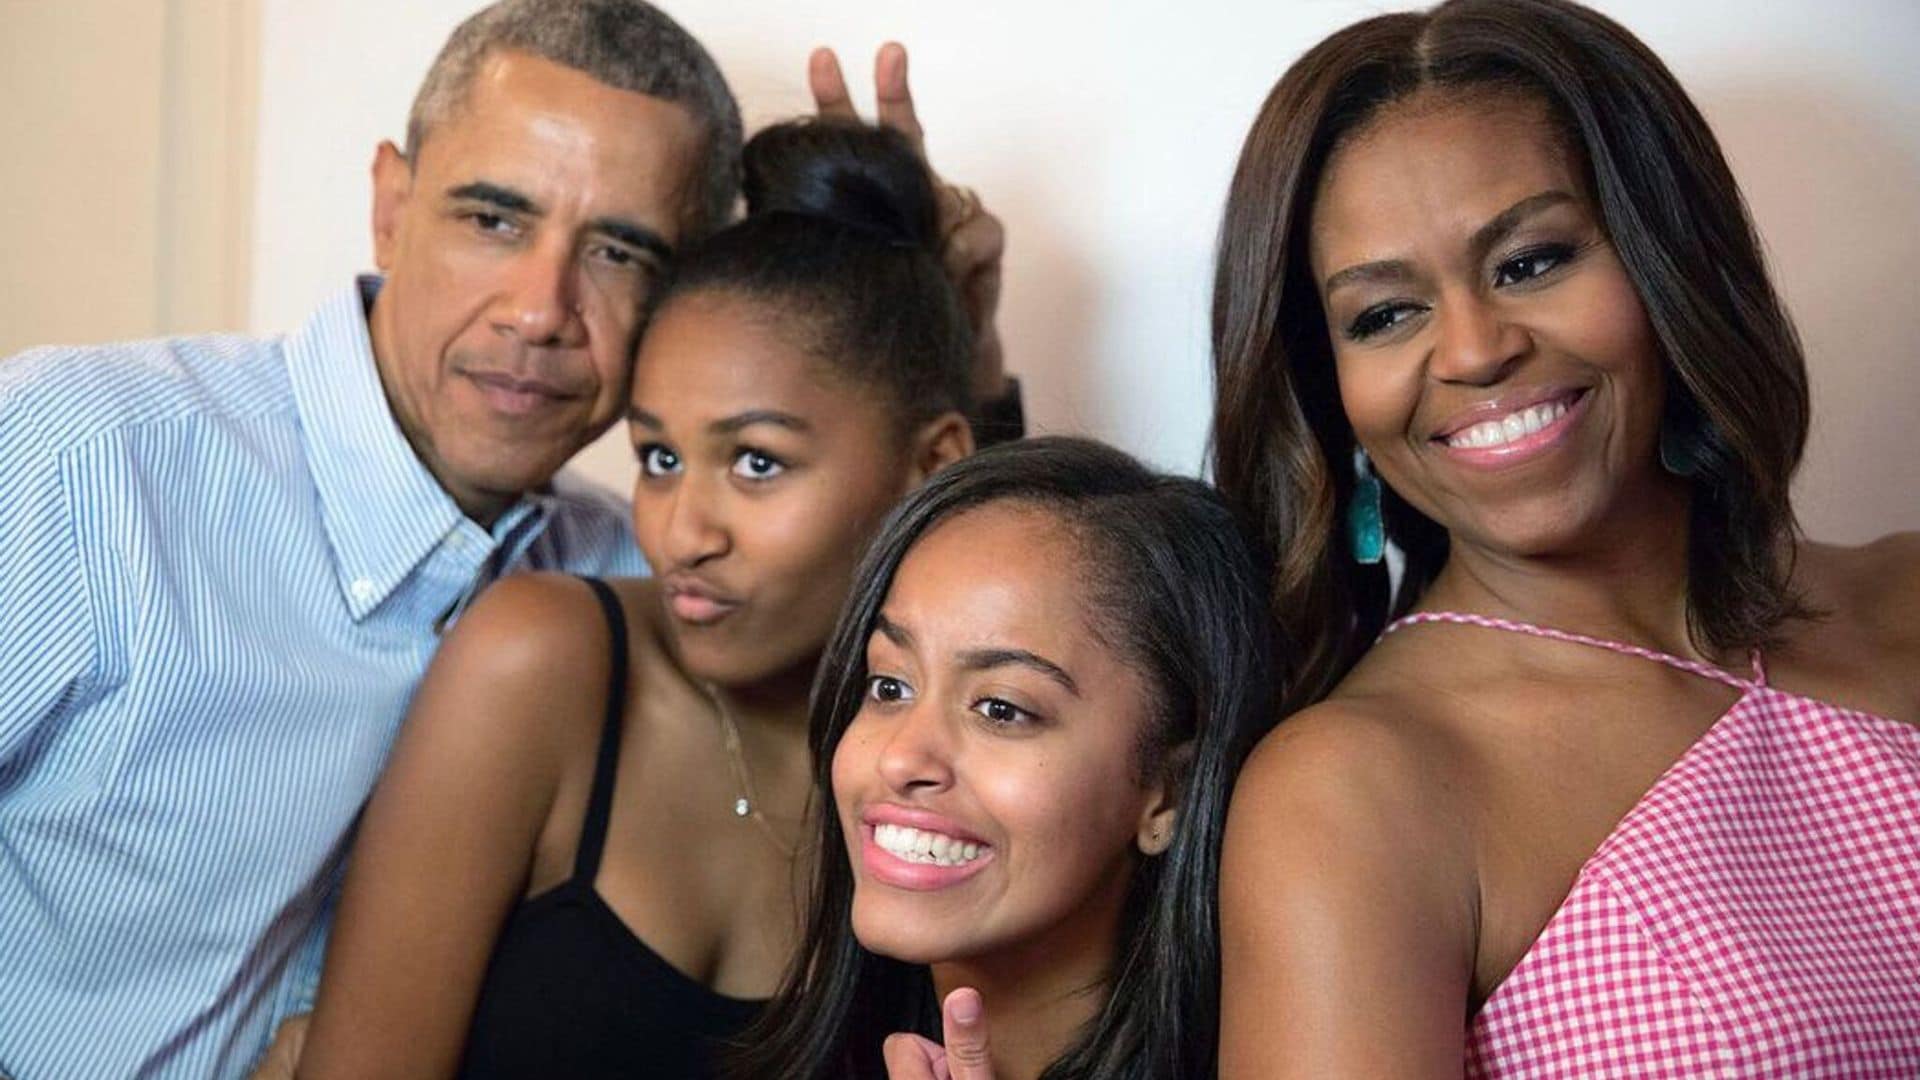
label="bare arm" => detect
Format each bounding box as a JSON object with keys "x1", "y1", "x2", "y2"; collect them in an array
[
  {"x1": 1218, "y1": 705, "x2": 1478, "y2": 1079},
  {"x1": 294, "y1": 575, "x2": 613, "y2": 1079}
]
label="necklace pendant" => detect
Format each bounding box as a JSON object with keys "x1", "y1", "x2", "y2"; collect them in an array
[{"x1": 734, "y1": 797, "x2": 751, "y2": 817}]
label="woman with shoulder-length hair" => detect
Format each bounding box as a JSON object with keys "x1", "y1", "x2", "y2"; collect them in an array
[
  {"x1": 1210, "y1": 0, "x2": 1920, "y2": 1075},
  {"x1": 732, "y1": 437, "x2": 1276, "y2": 1080}
]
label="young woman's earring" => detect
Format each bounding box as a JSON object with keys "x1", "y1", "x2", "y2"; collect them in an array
[{"x1": 1347, "y1": 448, "x2": 1386, "y2": 565}]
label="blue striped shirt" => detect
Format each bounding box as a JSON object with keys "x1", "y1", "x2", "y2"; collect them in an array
[{"x1": 0, "y1": 278, "x2": 645, "y2": 1079}]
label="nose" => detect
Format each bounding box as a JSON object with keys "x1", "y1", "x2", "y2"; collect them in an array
[
  {"x1": 874, "y1": 698, "x2": 956, "y2": 796},
  {"x1": 1428, "y1": 289, "x2": 1530, "y2": 386},
  {"x1": 658, "y1": 472, "x2": 730, "y2": 569},
  {"x1": 495, "y1": 239, "x2": 586, "y2": 349}
]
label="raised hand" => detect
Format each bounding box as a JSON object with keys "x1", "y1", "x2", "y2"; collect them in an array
[
  {"x1": 883, "y1": 987, "x2": 996, "y2": 1080},
  {"x1": 808, "y1": 44, "x2": 1008, "y2": 403}
]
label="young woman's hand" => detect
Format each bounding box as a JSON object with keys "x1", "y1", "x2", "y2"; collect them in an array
[
  {"x1": 882, "y1": 987, "x2": 995, "y2": 1080},
  {"x1": 808, "y1": 43, "x2": 1007, "y2": 404}
]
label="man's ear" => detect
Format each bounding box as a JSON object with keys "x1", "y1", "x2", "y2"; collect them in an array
[
  {"x1": 370, "y1": 140, "x2": 415, "y2": 272},
  {"x1": 902, "y1": 410, "x2": 974, "y2": 488},
  {"x1": 1137, "y1": 742, "x2": 1194, "y2": 856}
]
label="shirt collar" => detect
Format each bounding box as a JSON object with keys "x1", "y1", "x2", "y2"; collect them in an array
[{"x1": 285, "y1": 276, "x2": 548, "y2": 620}]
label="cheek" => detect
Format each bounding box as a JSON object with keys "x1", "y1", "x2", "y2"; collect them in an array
[
  {"x1": 743, "y1": 489, "x2": 869, "y2": 586},
  {"x1": 830, "y1": 725, "x2": 877, "y2": 830},
  {"x1": 1335, "y1": 346, "x2": 1425, "y2": 454},
  {"x1": 974, "y1": 748, "x2": 1139, "y2": 887}
]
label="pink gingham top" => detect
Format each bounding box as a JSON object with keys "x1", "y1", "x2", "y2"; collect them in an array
[{"x1": 1381, "y1": 611, "x2": 1920, "y2": 1078}]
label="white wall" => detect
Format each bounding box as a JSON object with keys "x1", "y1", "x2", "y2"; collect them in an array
[
  {"x1": 0, "y1": 0, "x2": 256, "y2": 355},
  {"x1": 249, "y1": 0, "x2": 1920, "y2": 544}
]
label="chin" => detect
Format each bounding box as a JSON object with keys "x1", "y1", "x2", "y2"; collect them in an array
[
  {"x1": 849, "y1": 901, "x2": 973, "y2": 965},
  {"x1": 676, "y1": 631, "x2": 816, "y2": 690}
]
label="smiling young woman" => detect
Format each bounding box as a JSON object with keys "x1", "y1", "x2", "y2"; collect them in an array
[
  {"x1": 734, "y1": 437, "x2": 1276, "y2": 1080},
  {"x1": 1209, "y1": 0, "x2": 1920, "y2": 1075}
]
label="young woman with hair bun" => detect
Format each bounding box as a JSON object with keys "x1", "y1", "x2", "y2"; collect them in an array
[{"x1": 283, "y1": 115, "x2": 992, "y2": 1079}]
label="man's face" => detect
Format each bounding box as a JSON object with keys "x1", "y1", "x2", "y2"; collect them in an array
[{"x1": 368, "y1": 49, "x2": 707, "y2": 521}]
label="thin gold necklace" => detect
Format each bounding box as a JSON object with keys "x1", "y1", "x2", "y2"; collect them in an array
[{"x1": 701, "y1": 683, "x2": 798, "y2": 860}]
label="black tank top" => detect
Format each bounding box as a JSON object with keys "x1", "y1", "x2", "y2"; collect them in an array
[{"x1": 459, "y1": 577, "x2": 765, "y2": 1078}]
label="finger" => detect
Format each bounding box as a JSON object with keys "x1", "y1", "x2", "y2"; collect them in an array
[
  {"x1": 941, "y1": 987, "x2": 995, "y2": 1079},
  {"x1": 883, "y1": 1032, "x2": 946, "y2": 1080},
  {"x1": 942, "y1": 204, "x2": 1005, "y2": 295},
  {"x1": 873, "y1": 42, "x2": 925, "y2": 156},
  {"x1": 809, "y1": 47, "x2": 856, "y2": 120}
]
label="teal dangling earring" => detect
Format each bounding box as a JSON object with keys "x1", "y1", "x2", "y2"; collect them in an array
[{"x1": 1347, "y1": 447, "x2": 1385, "y2": 565}]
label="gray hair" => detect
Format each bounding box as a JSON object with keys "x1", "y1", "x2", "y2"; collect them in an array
[{"x1": 406, "y1": 0, "x2": 742, "y2": 236}]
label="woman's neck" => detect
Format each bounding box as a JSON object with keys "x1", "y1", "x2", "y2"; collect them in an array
[{"x1": 1423, "y1": 475, "x2": 1717, "y2": 661}]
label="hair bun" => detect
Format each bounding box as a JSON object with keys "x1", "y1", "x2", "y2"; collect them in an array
[{"x1": 739, "y1": 118, "x2": 940, "y2": 251}]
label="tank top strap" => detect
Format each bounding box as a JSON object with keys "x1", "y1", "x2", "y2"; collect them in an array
[
  {"x1": 1382, "y1": 610, "x2": 1761, "y2": 693},
  {"x1": 573, "y1": 576, "x2": 632, "y2": 885}
]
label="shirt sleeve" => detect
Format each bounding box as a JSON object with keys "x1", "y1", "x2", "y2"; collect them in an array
[{"x1": 0, "y1": 385, "x2": 96, "y2": 763}]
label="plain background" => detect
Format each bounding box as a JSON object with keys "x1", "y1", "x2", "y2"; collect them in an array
[{"x1": 5, "y1": 1, "x2": 1917, "y2": 543}]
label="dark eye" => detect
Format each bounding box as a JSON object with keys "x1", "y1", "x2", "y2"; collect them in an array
[
  {"x1": 639, "y1": 444, "x2": 681, "y2": 477},
  {"x1": 593, "y1": 242, "x2": 640, "y2": 269},
  {"x1": 866, "y1": 675, "x2": 912, "y2": 704},
  {"x1": 1345, "y1": 301, "x2": 1425, "y2": 342},
  {"x1": 972, "y1": 697, "x2": 1034, "y2": 727},
  {"x1": 1493, "y1": 244, "x2": 1576, "y2": 288},
  {"x1": 468, "y1": 211, "x2": 517, "y2": 237},
  {"x1": 731, "y1": 449, "x2": 786, "y2": 481}
]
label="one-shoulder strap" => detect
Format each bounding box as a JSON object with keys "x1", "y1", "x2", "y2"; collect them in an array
[
  {"x1": 574, "y1": 576, "x2": 632, "y2": 884},
  {"x1": 1382, "y1": 610, "x2": 1761, "y2": 693}
]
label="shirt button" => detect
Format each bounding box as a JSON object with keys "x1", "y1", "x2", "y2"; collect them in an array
[
  {"x1": 350, "y1": 578, "x2": 378, "y2": 603},
  {"x1": 447, "y1": 532, "x2": 470, "y2": 553}
]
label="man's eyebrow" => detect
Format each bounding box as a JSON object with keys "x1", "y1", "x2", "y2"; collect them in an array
[
  {"x1": 956, "y1": 647, "x2": 1081, "y2": 697},
  {"x1": 445, "y1": 181, "x2": 539, "y2": 214},
  {"x1": 446, "y1": 183, "x2": 673, "y2": 263},
  {"x1": 591, "y1": 217, "x2": 674, "y2": 264},
  {"x1": 627, "y1": 406, "x2": 663, "y2": 429}
]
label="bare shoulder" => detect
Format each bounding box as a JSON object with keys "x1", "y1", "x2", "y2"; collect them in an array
[
  {"x1": 1218, "y1": 693, "x2": 1479, "y2": 1075},
  {"x1": 1779, "y1": 536, "x2": 1920, "y2": 719},
  {"x1": 415, "y1": 572, "x2": 636, "y2": 752},
  {"x1": 1229, "y1": 692, "x2": 1474, "y2": 861},
  {"x1": 1794, "y1": 534, "x2": 1920, "y2": 660},
  {"x1": 1800, "y1": 533, "x2": 1920, "y2": 629}
]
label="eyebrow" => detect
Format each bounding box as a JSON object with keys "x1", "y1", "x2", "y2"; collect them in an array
[
  {"x1": 447, "y1": 181, "x2": 675, "y2": 263},
  {"x1": 957, "y1": 647, "x2": 1082, "y2": 697},
  {"x1": 872, "y1": 615, "x2": 1082, "y2": 698},
  {"x1": 1320, "y1": 189, "x2": 1579, "y2": 296},
  {"x1": 624, "y1": 407, "x2": 813, "y2": 435}
]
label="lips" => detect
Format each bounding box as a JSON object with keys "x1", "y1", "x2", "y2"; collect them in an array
[
  {"x1": 1430, "y1": 386, "x2": 1590, "y2": 469},
  {"x1": 661, "y1": 575, "x2": 740, "y2": 626},
  {"x1": 857, "y1": 804, "x2": 995, "y2": 892},
  {"x1": 461, "y1": 369, "x2": 579, "y2": 417}
]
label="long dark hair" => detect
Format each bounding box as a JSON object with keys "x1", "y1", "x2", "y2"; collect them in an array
[
  {"x1": 660, "y1": 117, "x2": 973, "y2": 427},
  {"x1": 730, "y1": 437, "x2": 1277, "y2": 1080},
  {"x1": 1209, "y1": 0, "x2": 1810, "y2": 708}
]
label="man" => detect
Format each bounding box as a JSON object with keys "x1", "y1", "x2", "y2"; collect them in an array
[{"x1": 0, "y1": 3, "x2": 1009, "y2": 1076}]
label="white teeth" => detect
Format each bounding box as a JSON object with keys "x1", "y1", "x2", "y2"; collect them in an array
[
  {"x1": 874, "y1": 823, "x2": 986, "y2": 867},
  {"x1": 1446, "y1": 398, "x2": 1570, "y2": 450}
]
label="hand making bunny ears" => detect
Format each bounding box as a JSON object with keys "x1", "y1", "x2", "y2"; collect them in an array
[{"x1": 808, "y1": 43, "x2": 1007, "y2": 403}]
